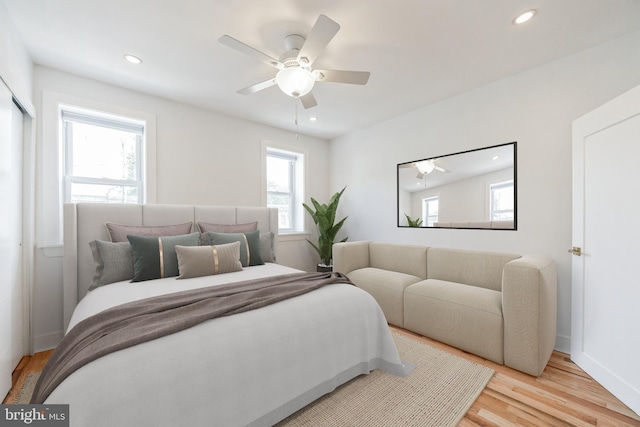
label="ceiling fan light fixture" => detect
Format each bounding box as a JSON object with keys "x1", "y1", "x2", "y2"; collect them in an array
[
  {"x1": 417, "y1": 160, "x2": 435, "y2": 175},
  {"x1": 276, "y1": 66, "x2": 315, "y2": 97}
]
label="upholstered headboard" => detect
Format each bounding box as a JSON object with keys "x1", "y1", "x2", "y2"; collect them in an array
[{"x1": 63, "y1": 203, "x2": 279, "y2": 330}]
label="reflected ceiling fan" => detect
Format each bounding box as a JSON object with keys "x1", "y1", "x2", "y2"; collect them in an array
[
  {"x1": 416, "y1": 159, "x2": 450, "y2": 179},
  {"x1": 218, "y1": 14, "x2": 370, "y2": 109}
]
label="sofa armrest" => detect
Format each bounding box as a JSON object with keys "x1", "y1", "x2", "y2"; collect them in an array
[
  {"x1": 502, "y1": 255, "x2": 557, "y2": 376},
  {"x1": 333, "y1": 241, "x2": 371, "y2": 275}
]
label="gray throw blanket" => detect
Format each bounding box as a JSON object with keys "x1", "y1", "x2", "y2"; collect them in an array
[{"x1": 31, "y1": 271, "x2": 353, "y2": 404}]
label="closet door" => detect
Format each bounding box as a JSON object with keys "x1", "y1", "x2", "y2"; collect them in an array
[{"x1": 0, "y1": 81, "x2": 23, "y2": 397}]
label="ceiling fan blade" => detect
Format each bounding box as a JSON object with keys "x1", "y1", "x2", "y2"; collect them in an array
[
  {"x1": 237, "y1": 78, "x2": 277, "y2": 95},
  {"x1": 314, "y1": 69, "x2": 370, "y2": 85},
  {"x1": 219, "y1": 35, "x2": 283, "y2": 69},
  {"x1": 300, "y1": 92, "x2": 318, "y2": 109},
  {"x1": 434, "y1": 166, "x2": 451, "y2": 173},
  {"x1": 297, "y1": 15, "x2": 340, "y2": 66}
]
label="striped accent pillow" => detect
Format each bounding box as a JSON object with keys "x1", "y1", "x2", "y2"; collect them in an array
[
  {"x1": 175, "y1": 242, "x2": 243, "y2": 279},
  {"x1": 127, "y1": 233, "x2": 200, "y2": 282},
  {"x1": 201, "y1": 230, "x2": 264, "y2": 267}
]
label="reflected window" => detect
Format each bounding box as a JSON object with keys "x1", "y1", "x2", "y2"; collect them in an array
[
  {"x1": 490, "y1": 180, "x2": 514, "y2": 221},
  {"x1": 422, "y1": 196, "x2": 439, "y2": 227}
]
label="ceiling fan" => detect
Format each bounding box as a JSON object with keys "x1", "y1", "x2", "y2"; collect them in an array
[
  {"x1": 416, "y1": 159, "x2": 450, "y2": 179},
  {"x1": 218, "y1": 14, "x2": 370, "y2": 109}
]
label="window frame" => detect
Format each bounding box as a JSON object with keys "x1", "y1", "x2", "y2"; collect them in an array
[
  {"x1": 262, "y1": 141, "x2": 306, "y2": 234},
  {"x1": 61, "y1": 107, "x2": 145, "y2": 204},
  {"x1": 40, "y1": 90, "x2": 156, "y2": 245}
]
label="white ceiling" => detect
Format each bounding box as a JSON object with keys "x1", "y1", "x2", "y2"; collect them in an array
[{"x1": 5, "y1": 0, "x2": 640, "y2": 139}]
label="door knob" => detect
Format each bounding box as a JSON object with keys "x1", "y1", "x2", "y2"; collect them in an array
[{"x1": 568, "y1": 246, "x2": 582, "y2": 256}]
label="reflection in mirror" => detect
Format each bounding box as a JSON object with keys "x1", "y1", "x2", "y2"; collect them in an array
[{"x1": 397, "y1": 142, "x2": 517, "y2": 230}]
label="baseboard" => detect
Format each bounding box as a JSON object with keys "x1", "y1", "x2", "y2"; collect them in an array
[
  {"x1": 34, "y1": 331, "x2": 62, "y2": 353},
  {"x1": 555, "y1": 334, "x2": 571, "y2": 355}
]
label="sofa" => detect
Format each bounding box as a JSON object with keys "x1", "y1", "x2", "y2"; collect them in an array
[{"x1": 333, "y1": 241, "x2": 557, "y2": 376}]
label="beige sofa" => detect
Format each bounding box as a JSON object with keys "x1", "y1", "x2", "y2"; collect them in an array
[{"x1": 333, "y1": 241, "x2": 557, "y2": 376}]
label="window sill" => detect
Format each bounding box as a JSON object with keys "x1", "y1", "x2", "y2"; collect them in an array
[{"x1": 278, "y1": 231, "x2": 310, "y2": 242}]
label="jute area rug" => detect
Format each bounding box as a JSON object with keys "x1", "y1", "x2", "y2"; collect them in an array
[
  {"x1": 277, "y1": 332, "x2": 494, "y2": 427},
  {"x1": 14, "y1": 332, "x2": 494, "y2": 427}
]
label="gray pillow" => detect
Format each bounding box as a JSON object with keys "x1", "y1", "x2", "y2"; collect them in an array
[
  {"x1": 202, "y1": 230, "x2": 263, "y2": 267},
  {"x1": 89, "y1": 240, "x2": 133, "y2": 290},
  {"x1": 106, "y1": 222, "x2": 194, "y2": 243},
  {"x1": 259, "y1": 232, "x2": 276, "y2": 263},
  {"x1": 128, "y1": 232, "x2": 200, "y2": 282},
  {"x1": 175, "y1": 242, "x2": 243, "y2": 279}
]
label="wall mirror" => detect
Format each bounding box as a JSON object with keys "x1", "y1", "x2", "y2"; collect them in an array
[{"x1": 397, "y1": 142, "x2": 517, "y2": 230}]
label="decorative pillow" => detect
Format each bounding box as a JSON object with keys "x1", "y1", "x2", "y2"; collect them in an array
[
  {"x1": 128, "y1": 232, "x2": 200, "y2": 282},
  {"x1": 259, "y1": 232, "x2": 276, "y2": 263},
  {"x1": 106, "y1": 222, "x2": 193, "y2": 243},
  {"x1": 197, "y1": 221, "x2": 258, "y2": 233},
  {"x1": 202, "y1": 230, "x2": 263, "y2": 267},
  {"x1": 175, "y1": 242, "x2": 243, "y2": 279},
  {"x1": 88, "y1": 240, "x2": 133, "y2": 290}
]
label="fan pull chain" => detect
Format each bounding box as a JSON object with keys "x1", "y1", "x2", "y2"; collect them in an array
[{"x1": 294, "y1": 97, "x2": 299, "y2": 140}]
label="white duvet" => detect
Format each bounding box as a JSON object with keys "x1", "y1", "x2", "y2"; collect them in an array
[{"x1": 47, "y1": 264, "x2": 411, "y2": 427}]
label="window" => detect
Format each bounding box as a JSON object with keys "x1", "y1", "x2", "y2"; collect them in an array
[
  {"x1": 422, "y1": 196, "x2": 439, "y2": 227},
  {"x1": 62, "y1": 107, "x2": 145, "y2": 204},
  {"x1": 266, "y1": 147, "x2": 304, "y2": 232},
  {"x1": 490, "y1": 180, "x2": 514, "y2": 221}
]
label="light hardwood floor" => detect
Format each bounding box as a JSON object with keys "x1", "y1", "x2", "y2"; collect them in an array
[
  {"x1": 3, "y1": 331, "x2": 639, "y2": 427},
  {"x1": 390, "y1": 327, "x2": 640, "y2": 427},
  {"x1": 2, "y1": 349, "x2": 52, "y2": 405}
]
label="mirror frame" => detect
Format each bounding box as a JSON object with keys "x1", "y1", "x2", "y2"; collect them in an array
[{"x1": 397, "y1": 141, "x2": 517, "y2": 230}]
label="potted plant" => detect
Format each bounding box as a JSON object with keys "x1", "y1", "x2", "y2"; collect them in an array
[
  {"x1": 303, "y1": 187, "x2": 348, "y2": 272},
  {"x1": 404, "y1": 213, "x2": 423, "y2": 227}
]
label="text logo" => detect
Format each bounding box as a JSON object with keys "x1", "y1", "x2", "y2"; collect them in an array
[{"x1": 1, "y1": 405, "x2": 69, "y2": 426}]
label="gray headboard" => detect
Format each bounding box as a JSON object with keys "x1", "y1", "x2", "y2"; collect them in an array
[{"x1": 63, "y1": 203, "x2": 279, "y2": 330}]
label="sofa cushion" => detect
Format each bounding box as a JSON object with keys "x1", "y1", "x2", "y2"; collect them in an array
[
  {"x1": 348, "y1": 267, "x2": 423, "y2": 327},
  {"x1": 404, "y1": 279, "x2": 504, "y2": 363},
  {"x1": 427, "y1": 247, "x2": 520, "y2": 291},
  {"x1": 369, "y1": 242, "x2": 428, "y2": 279}
]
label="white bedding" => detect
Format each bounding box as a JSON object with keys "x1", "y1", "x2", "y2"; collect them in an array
[{"x1": 48, "y1": 264, "x2": 411, "y2": 427}]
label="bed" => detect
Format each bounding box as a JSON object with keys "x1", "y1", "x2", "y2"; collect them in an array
[{"x1": 40, "y1": 203, "x2": 411, "y2": 427}]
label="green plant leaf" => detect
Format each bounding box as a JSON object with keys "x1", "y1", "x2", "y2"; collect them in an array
[{"x1": 303, "y1": 186, "x2": 348, "y2": 266}]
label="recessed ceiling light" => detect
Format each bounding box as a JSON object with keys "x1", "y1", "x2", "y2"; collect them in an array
[
  {"x1": 513, "y1": 9, "x2": 536, "y2": 25},
  {"x1": 124, "y1": 54, "x2": 143, "y2": 64},
  {"x1": 309, "y1": 116, "x2": 318, "y2": 122},
  {"x1": 492, "y1": 155, "x2": 500, "y2": 160}
]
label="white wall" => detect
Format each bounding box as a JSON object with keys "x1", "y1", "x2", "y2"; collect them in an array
[
  {"x1": 330, "y1": 30, "x2": 640, "y2": 353},
  {"x1": 32, "y1": 66, "x2": 329, "y2": 351},
  {"x1": 0, "y1": 3, "x2": 32, "y2": 107}
]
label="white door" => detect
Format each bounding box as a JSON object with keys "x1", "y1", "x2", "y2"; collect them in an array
[
  {"x1": 571, "y1": 84, "x2": 640, "y2": 415},
  {"x1": 0, "y1": 81, "x2": 24, "y2": 397}
]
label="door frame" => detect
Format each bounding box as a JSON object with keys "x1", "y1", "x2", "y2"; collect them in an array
[{"x1": 571, "y1": 84, "x2": 640, "y2": 415}]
